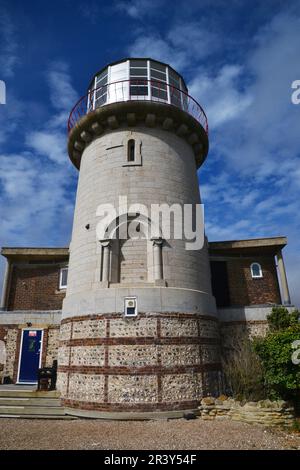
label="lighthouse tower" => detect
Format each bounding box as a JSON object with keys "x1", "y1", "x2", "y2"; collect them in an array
[{"x1": 58, "y1": 58, "x2": 221, "y2": 418}]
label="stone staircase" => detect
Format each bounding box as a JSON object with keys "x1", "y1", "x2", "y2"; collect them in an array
[{"x1": 0, "y1": 388, "x2": 74, "y2": 419}]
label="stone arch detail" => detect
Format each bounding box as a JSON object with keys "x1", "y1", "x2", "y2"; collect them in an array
[{"x1": 99, "y1": 213, "x2": 164, "y2": 285}]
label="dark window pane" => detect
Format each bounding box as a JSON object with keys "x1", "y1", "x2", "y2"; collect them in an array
[
  {"x1": 96, "y1": 86, "x2": 107, "y2": 99},
  {"x1": 130, "y1": 68, "x2": 148, "y2": 77},
  {"x1": 130, "y1": 59, "x2": 147, "y2": 68},
  {"x1": 130, "y1": 78, "x2": 147, "y2": 86},
  {"x1": 150, "y1": 69, "x2": 166, "y2": 81},
  {"x1": 151, "y1": 81, "x2": 167, "y2": 91},
  {"x1": 126, "y1": 307, "x2": 136, "y2": 316},
  {"x1": 130, "y1": 85, "x2": 148, "y2": 96},
  {"x1": 96, "y1": 69, "x2": 108, "y2": 84},
  {"x1": 151, "y1": 87, "x2": 168, "y2": 100},
  {"x1": 128, "y1": 139, "x2": 135, "y2": 162},
  {"x1": 251, "y1": 263, "x2": 261, "y2": 277},
  {"x1": 170, "y1": 95, "x2": 182, "y2": 107},
  {"x1": 170, "y1": 87, "x2": 182, "y2": 106},
  {"x1": 150, "y1": 61, "x2": 166, "y2": 72},
  {"x1": 95, "y1": 95, "x2": 107, "y2": 106},
  {"x1": 96, "y1": 76, "x2": 107, "y2": 85},
  {"x1": 169, "y1": 78, "x2": 180, "y2": 89},
  {"x1": 60, "y1": 268, "x2": 68, "y2": 287}
]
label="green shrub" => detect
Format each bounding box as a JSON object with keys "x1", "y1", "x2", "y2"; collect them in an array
[
  {"x1": 253, "y1": 324, "x2": 300, "y2": 401},
  {"x1": 267, "y1": 306, "x2": 300, "y2": 332},
  {"x1": 222, "y1": 307, "x2": 300, "y2": 403}
]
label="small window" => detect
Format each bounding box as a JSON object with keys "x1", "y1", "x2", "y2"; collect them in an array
[
  {"x1": 59, "y1": 267, "x2": 68, "y2": 289},
  {"x1": 250, "y1": 262, "x2": 263, "y2": 279},
  {"x1": 128, "y1": 139, "x2": 135, "y2": 162}
]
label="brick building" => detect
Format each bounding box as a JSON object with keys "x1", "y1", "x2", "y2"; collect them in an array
[
  {"x1": 0, "y1": 58, "x2": 294, "y2": 418},
  {"x1": 0, "y1": 237, "x2": 291, "y2": 389}
]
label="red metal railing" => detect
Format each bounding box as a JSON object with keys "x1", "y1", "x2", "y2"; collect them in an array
[{"x1": 68, "y1": 79, "x2": 208, "y2": 134}]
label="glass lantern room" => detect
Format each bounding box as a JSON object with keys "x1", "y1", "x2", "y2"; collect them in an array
[{"x1": 87, "y1": 58, "x2": 189, "y2": 112}]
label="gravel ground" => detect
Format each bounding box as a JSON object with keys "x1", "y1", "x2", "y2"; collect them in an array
[{"x1": 0, "y1": 418, "x2": 299, "y2": 450}]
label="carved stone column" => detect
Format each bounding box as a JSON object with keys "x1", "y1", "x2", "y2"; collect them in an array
[
  {"x1": 152, "y1": 237, "x2": 164, "y2": 281},
  {"x1": 100, "y1": 240, "x2": 111, "y2": 283}
]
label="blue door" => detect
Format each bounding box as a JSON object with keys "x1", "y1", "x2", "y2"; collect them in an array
[{"x1": 18, "y1": 330, "x2": 43, "y2": 383}]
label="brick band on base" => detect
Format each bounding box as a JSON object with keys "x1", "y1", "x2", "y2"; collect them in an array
[{"x1": 57, "y1": 313, "x2": 222, "y2": 417}]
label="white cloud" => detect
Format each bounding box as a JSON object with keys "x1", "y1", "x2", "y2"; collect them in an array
[
  {"x1": 129, "y1": 35, "x2": 187, "y2": 70},
  {"x1": 189, "y1": 65, "x2": 253, "y2": 128},
  {"x1": 196, "y1": 10, "x2": 300, "y2": 306},
  {"x1": 0, "y1": 60, "x2": 78, "y2": 296},
  {"x1": 26, "y1": 131, "x2": 67, "y2": 165},
  {"x1": 167, "y1": 23, "x2": 219, "y2": 60},
  {"x1": 214, "y1": 11, "x2": 300, "y2": 174},
  {"x1": 0, "y1": 152, "x2": 75, "y2": 243},
  {"x1": 47, "y1": 62, "x2": 78, "y2": 112},
  {"x1": 128, "y1": 20, "x2": 222, "y2": 71},
  {"x1": 25, "y1": 61, "x2": 79, "y2": 165}
]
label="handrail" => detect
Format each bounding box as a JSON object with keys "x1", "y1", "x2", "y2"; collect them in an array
[{"x1": 68, "y1": 79, "x2": 208, "y2": 134}]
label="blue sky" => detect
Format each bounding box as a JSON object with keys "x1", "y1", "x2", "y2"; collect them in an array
[{"x1": 0, "y1": 0, "x2": 299, "y2": 306}]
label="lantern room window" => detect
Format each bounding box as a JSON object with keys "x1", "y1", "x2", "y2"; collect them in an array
[{"x1": 89, "y1": 59, "x2": 187, "y2": 110}]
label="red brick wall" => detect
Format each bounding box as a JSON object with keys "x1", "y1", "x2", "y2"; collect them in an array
[
  {"x1": 7, "y1": 265, "x2": 66, "y2": 310},
  {"x1": 226, "y1": 256, "x2": 281, "y2": 306}
]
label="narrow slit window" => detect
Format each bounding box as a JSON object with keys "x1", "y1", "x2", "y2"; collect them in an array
[{"x1": 128, "y1": 139, "x2": 135, "y2": 162}]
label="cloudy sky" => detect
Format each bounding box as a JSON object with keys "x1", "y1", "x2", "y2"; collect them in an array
[{"x1": 0, "y1": 0, "x2": 299, "y2": 306}]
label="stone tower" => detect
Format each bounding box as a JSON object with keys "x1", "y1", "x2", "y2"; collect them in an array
[{"x1": 58, "y1": 58, "x2": 221, "y2": 418}]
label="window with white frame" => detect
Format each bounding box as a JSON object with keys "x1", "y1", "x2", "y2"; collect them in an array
[
  {"x1": 130, "y1": 59, "x2": 148, "y2": 97},
  {"x1": 250, "y1": 262, "x2": 263, "y2": 279},
  {"x1": 94, "y1": 69, "x2": 108, "y2": 107},
  {"x1": 59, "y1": 267, "x2": 68, "y2": 289}
]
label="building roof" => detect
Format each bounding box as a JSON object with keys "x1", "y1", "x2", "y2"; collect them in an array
[
  {"x1": 1, "y1": 247, "x2": 69, "y2": 261},
  {"x1": 208, "y1": 236, "x2": 287, "y2": 256},
  {"x1": 1, "y1": 237, "x2": 287, "y2": 261}
]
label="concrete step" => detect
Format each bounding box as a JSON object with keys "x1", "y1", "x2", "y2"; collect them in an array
[
  {"x1": 0, "y1": 388, "x2": 72, "y2": 419},
  {"x1": 0, "y1": 390, "x2": 60, "y2": 399},
  {"x1": 0, "y1": 414, "x2": 76, "y2": 420},
  {"x1": 0, "y1": 405, "x2": 66, "y2": 415},
  {"x1": 0, "y1": 397, "x2": 61, "y2": 406}
]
